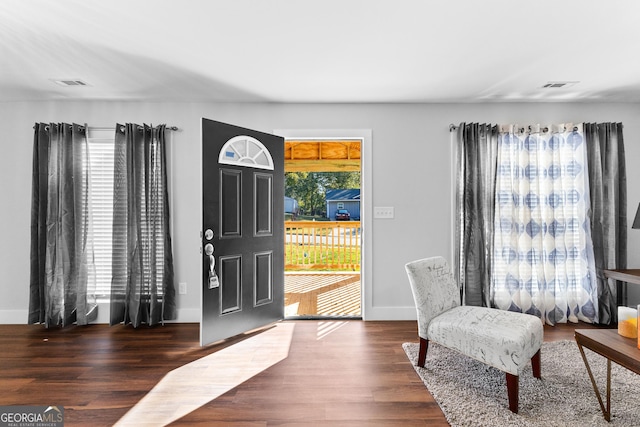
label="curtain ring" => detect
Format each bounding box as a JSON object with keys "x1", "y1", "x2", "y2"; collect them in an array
[
  {"x1": 44, "y1": 125, "x2": 50, "y2": 131},
  {"x1": 573, "y1": 126, "x2": 578, "y2": 132},
  {"x1": 543, "y1": 127, "x2": 549, "y2": 133}
]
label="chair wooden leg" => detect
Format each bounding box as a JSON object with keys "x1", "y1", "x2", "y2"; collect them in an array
[
  {"x1": 506, "y1": 351, "x2": 539, "y2": 413},
  {"x1": 531, "y1": 350, "x2": 541, "y2": 379},
  {"x1": 417, "y1": 337, "x2": 428, "y2": 367},
  {"x1": 506, "y1": 373, "x2": 519, "y2": 413}
]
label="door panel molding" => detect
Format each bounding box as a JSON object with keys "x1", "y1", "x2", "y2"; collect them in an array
[
  {"x1": 220, "y1": 169, "x2": 242, "y2": 238},
  {"x1": 254, "y1": 172, "x2": 273, "y2": 237},
  {"x1": 219, "y1": 255, "x2": 242, "y2": 315},
  {"x1": 254, "y1": 251, "x2": 273, "y2": 306}
]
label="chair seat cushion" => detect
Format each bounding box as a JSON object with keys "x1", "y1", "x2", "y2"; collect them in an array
[{"x1": 427, "y1": 306, "x2": 543, "y2": 376}]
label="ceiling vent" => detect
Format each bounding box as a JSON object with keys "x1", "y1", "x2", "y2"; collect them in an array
[
  {"x1": 541, "y1": 81, "x2": 578, "y2": 89},
  {"x1": 51, "y1": 79, "x2": 91, "y2": 87}
]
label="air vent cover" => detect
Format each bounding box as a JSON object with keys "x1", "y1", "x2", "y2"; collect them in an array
[
  {"x1": 51, "y1": 79, "x2": 91, "y2": 87},
  {"x1": 542, "y1": 81, "x2": 578, "y2": 88}
]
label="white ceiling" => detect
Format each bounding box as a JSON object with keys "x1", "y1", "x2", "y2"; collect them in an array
[{"x1": 2, "y1": 0, "x2": 640, "y2": 103}]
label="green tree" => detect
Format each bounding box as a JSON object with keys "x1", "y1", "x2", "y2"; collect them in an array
[
  {"x1": 324, "y1": 172, "x2": 360, "y2": 190},
  {"x1": 285, "y1": 172, "x2": 360, "y2": 218}
]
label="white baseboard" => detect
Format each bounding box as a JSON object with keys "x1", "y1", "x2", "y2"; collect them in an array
[
  {"x1": 0, "y1": 307, "x2": 201, "y2": 325},
  {"x1": 171, "y1": 308, "x2": 200, "y2": 323},
  {"x1": 0, "y1": 310, "x2": 29, "y2": 324},
  {"x1": 92, "y1": 303, "x2": 201, "y2": 324},
  {"x1": 363, "y1": 306, "x2": 417, "y2": 321},
  {"x1": 1, "y1": 306, "x2": 410, "y2": 324}
]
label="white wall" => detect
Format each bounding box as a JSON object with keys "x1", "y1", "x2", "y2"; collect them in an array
[{"x1": 1, "y1": 101, "x2": 639, "y2": 324}]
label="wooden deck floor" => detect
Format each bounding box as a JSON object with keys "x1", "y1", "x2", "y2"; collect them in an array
[{"x1": 284, "y1": 272, "x2": 361, "y2": 317}]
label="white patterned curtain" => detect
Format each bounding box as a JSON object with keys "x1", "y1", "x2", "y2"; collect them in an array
[{"x1": 491, "y1": 124, "x2": 598, "y2": 325}]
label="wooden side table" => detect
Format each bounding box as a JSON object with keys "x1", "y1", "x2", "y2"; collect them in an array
[
  {"x1": 604, "y1": 269, "x2": 640, "y2": 286},
  {"x1": 603, "y1": 269, "x2": 640, "y2": 306},
  {"x1": 575, "y1": 328, "x2": 640, "y2": 421}
]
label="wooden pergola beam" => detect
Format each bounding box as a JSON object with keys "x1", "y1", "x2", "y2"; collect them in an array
[
  {"x1": 286, "y1": 140, "x2": 361, "y2": 161},
  {"x1": 285, "y1": 159, "x2": 361, "y2": 172},
  {"x1": 284, "y1": 140, "x2": 361, "y2": 172}
]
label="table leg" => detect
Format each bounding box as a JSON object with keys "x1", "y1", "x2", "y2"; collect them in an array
[
  {"x1": 606, "y1": 359, "x2": 611, "y2": 420},
  {"x1": 577, "y1": 342, "x2": 611, "y2": 422}
]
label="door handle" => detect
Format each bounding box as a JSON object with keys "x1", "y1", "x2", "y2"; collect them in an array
[
  {"x1": 204, "y1": 244, "x2": 219, "y2": 289},
  {"x1": 204, "y1": 243, "x2": 214, "y2": 256},
  {"x1": 208, "y1": 254, "x2": 215, "y2": 275}
]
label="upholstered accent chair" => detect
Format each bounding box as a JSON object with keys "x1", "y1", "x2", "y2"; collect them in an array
[{"x1": 405, "y1": 256, "x2": 543, "y2": 413}]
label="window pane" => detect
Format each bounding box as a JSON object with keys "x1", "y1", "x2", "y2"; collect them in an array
[{"x1": 88, "y1": 137, "x2": 115, "y2": 298}]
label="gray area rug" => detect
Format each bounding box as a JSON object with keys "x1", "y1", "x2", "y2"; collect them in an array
[{"x1": 403, "y1": 340, "x2": 640, "y2": 426}]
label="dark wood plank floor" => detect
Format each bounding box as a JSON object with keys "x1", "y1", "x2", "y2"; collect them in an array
[{"x1": 0, "y1": 320, "x2": 605, "y2": 426}]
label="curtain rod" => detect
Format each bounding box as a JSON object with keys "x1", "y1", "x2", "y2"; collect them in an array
[
  {"x1": 34, "y1": 124, "x2": 179, "y2": 131},
  {"x1": 89, "y1": 126, "x2": 179, "y2": 131},
  {"x1": 448, "y1": 123, "x2": 583, "y2": 133}
]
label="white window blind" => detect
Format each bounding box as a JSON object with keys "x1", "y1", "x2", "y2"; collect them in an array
[
  {"x1": 86, "y1": 128, "x2": 173, "y2": 300},
  {"x1": 87, "y1": 133, "x2": 115, "y2": 299}
]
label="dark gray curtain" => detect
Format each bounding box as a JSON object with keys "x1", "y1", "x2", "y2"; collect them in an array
[
  {"x1": 454, "y1": 123, "x2": 498, "y2": 307},
  {"x1": 29, "y1": 122, "x2": 98, "y2": 327},
  {"x1": 110, "y1": 123, "x2": 176, "y2": 327},
  {"x1": 584, "y1": 122, "x2": 627, "y2": 325}
]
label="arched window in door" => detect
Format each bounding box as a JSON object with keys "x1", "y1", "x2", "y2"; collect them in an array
[{"x1": 218, "y1": 135, "x2": 274, "y2": 170}]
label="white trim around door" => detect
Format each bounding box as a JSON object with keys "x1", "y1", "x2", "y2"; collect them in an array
[{"x1": 274, "y1": 129, "x2": 372, "y2": 320}]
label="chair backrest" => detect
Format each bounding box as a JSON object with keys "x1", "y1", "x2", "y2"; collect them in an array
[{"x1": 405, "y1": 256, "x2": 461, "y2": 338}]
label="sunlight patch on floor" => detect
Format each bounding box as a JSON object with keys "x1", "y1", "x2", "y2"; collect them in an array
[
  {"x1": 316, "y1": 321, "x2": 349, "y2": 340},
  {"x1": 284, "y1": 301, "x2": 300, "y2": 317},
  {"x1": 114, "y1": 322, "x2": 295, "y2": 427}
]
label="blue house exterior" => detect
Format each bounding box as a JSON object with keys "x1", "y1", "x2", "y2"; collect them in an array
[
  {"x1": 284, "y1": 196, "x2": 299, "y2": 215},
  {"x1": 326, "y1": 189, "x2": 360, "y2": 220},
  {"x1": 284, "y1": 196, "x2": 299, "y2": 219}
]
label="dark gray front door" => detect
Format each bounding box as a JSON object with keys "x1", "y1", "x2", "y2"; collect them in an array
[{"x1": 201, "y1": 118, "x2": 284, "y2": 346}]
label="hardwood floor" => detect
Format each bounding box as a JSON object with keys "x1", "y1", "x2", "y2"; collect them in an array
[{"x1": 0, "y1": 320, "x2": 606, "y2": 426}]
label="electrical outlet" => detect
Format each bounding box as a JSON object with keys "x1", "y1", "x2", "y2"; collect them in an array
[
  {"x1": 374, "y1": 206, "x2": 395, "y2": 219},
  {"x1": 179, "y1": 282, "x2": 187, "y2": 295}
]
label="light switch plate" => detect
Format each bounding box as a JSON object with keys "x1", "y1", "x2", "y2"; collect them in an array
[
  {"x1": 179, "y1": 282, "x2": 187, "y2": 295},
  {"x1": 374, "y1": 206, "x2": 394, "y2": 219}
]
